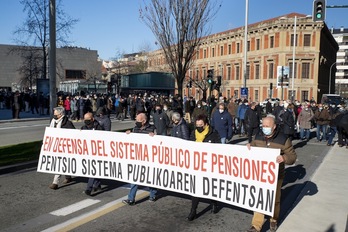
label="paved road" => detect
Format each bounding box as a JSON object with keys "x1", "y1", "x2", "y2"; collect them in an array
[
  {"x1": 0, "y1": 118, "x2": 135, "y2": 147},
  {"x1": 0, "y1": 129, "x2": 331, "y2": 232}
]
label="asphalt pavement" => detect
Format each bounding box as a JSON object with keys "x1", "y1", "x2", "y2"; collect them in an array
[{"x1": 1, "y1": 108, "x2": 347, "y2": 232}]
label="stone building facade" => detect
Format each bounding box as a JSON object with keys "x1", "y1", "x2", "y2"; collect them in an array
[
  {"x1": 147, "y1": 13, "x2": 338, "y2": 103},
  {"x1": 0, "y1": 45, "x2": 100, "y2": 93}
]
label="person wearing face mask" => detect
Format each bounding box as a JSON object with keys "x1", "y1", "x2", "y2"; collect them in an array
[
  {"x1": 210, "y1": 102, "x2": 233, "y2": 144},
  {"x1": 279, "y1": 102, "x2": 296, "y2": 140},
  {"x1": 246, "y1": 114, "x2": 297, "y2": 232},
  {"x1": 187, "y1": 114, "x2": 220, "y2": 221},
  {"x1": 49, "y1": 106, "x2": 75, "y2": 190},
  {"x1": 191, "y1": 100, "x2": 208, "y2": 123},
  {"x1": 171, "y1": 112, "x2": 190, "y2": 140},
  {"x1": 297, "y1": 103, "x2": 314, "y2": 141},
  {"x1": 151, "y1": 103, "x2": 170, "y2": 136},
  {"x1": 163, "y1": 103, "x2": 174, "y2": 135},
  {"x1": 314, "y1": 103, "x2": 331, "y2": 142},
  {"x1": 122, "y1": 113, "x2": 157, "y2": 205},
  {"x1": 94, "y1": 107, "x2": 111, "y2": 131},
  {"x1": 81, "y1": 112, "x2": 104, "y2": 196}
]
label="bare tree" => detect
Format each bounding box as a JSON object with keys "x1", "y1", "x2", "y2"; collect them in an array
[
  {"x1": 17, "y1": 48, "x2": 42, "y2": 90},
  {"x1": 140, "y1": 0, "x2": 220, "y2": 98},
  {"x1": 13, "y1": 0, "x2": 78, "y2": 79}
]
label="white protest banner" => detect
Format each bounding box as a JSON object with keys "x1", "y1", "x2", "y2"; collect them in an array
[{"x1": 37, "y1": 127, "x2": 280, "y2": 216}]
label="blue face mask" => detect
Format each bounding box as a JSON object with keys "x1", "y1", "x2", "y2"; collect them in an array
[{"x1": 262, "y1": 127, "x2": 272, "y2": 136}]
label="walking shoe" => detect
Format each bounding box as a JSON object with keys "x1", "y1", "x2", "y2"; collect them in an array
[
  {"x1": 93, "y1": 184, "x2": 102, "y2": 192},
  {"x1": 63, "y1": 178, "x2": 72, "y2": 184},
  {"x1": 49, "y1": 184, "x2": 58, "y2": 190},
  {"x1": 270, "y1": 221, "x2": 278, "y2": 232},
  {"x1": 149, "y1": 197, "x2": 156, "y2": 202},
  {"x1": 83, "y1": 190, "x2": 92, "y2": 196},
  {"x1": 246, "y1": 226, "x2": 260, "y2": 232},
  {"x1": 122, "y1": 199, "x2": 135, "y2": 205}
]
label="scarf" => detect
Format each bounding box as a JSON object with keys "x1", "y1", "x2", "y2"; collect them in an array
[
  {"x1": 50, "y1": 116, "x2": 64, "y2": 128},
  {"x1": 195, "y1": 126, "x2": 209, "y2": 142}
]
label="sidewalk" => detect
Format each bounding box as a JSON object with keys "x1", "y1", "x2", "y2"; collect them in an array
[
  {"x1": 0, "y1": 109, "x2": 49, "y2": 123},
  {"x1": 278, "y1": 144, "x2": 348, "y2": 232}
]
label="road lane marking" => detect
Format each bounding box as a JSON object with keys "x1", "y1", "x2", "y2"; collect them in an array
[
  {"x1": 41, "y1": 190, "x2": 149, "y2": 232},
  {"x1": 49, "y1": 199, "x2": 101, "y2": 216},
  {"x1": 0, "y1": 124, "x2": 48, "y2": 130}
]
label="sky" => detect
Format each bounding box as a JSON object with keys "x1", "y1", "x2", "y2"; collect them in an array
[{"x1": 0, "y1": 0, "x2": 347, "y2": 60}]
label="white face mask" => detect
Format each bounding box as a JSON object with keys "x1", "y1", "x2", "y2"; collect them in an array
[
  {"x1": 219, "y1": 109, "x2": 224, "y2": 113},
  {"x1": 262, "y1": 127, "x2": 272, "y2": 136}
]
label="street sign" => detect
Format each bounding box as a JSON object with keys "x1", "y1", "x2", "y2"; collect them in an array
[
  {"x1": 241, "y1": 87, "x2": 248, "y2": 98},
  {"x1": 277, "y1": 66, "x2": 289, "y2": 88}
]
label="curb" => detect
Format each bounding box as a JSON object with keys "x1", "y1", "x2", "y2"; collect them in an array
[
  {"x1": 0, "y1": 117, "x2": 50, "y2": 124},
  {"x1": 0, "y1": 160, "x2": 38, "y2": 175}
]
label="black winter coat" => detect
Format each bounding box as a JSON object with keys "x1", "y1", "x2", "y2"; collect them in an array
[
  {"x1": 281, "y1": 110, "x2": 295, "y2": 135},
  {"x1": 171, "y1": 118, "x2": 190, "y2": 140}
]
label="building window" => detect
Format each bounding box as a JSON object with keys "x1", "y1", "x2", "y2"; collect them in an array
[
  {"x1": 220, "y1": 46, "x2": 224, "y2": 56},
  {"x1": 212, "y1": 47, "x2": 215, "y2": 57},
  {"x1": 255, "y1": 64, "x2": 260, "y2": 79},
  {"x1": 301, "y1": 90, "x2": 309, "y2": 102},
  {"x1": 256, "y1": 39, "x2": 260, "y2": 50},
  {"x1": 291, "y1": 34, "x2": 298, "y2": 46},
  {"x1": 237, "y1": 43, "x2": 240, "y2": 53},
  {"x1": 203, "y1": 49, "x2": 207, "y2": 58},
  {"x1": 247, "y1": 41, "x2": 250, "y2": 51},
  {"x1": 234, "y1": 89, "x2": 239, "y2": 98},
  {"x1": 304, "y1": 34, "x2": 311, "y2": 46},
  {"x1": 288, "y1": 90, "x2": 296, "y2": 100},
  {"x1": 227, "y1": 66, "x2": 231, "y2": 80},
  {"x1": 268, "y1": 63, "x2": 274, "y2": 79},
  {"x1": 270, "y1": 36, "x2": 274, "y2": 48},
  {"x1": 203, "y1": 69, "x2": 207, "y2": 78},
  {"x1": 246, "y1": 64, "x2": 250, "y2": 80},
  {"x1": 66, "y1": 70, "x2": 86, "y2": 79},
  {"x1": 236, "y1": 66, "x2": 240, "y2": 80},
  {"x1": 228, "y1": 44, "x2": 231, "y2": 54},
  {"x1": 302, "y1": 63, "x2": 310, "y2": 79},
  {"x1": 254, "y1": 90, "x2": 259, "y2": 102},
  {"x1": 289, "y1": 62, "x2": 297, "y2": 78},
  {"x1": 227, "y1": 90, "x2": 231, "y2": 99}
]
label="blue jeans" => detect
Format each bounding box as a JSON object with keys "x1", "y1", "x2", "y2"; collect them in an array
[
  {"x1": 316, "y1": 124, "x2": 328, "y2": 141},
  {"x1": 128, "y1": 184, "x2": 157, "y2": 201},
  {"x1": 86, "y1": 178, "x2": 101, "y2": 191},
  {"x1": 221, "y1": 137, "x2": 226, "y2": 144},
  {"x1": 327, "y1": 126, "x2": 337, "y2": 145},
  {"x1": 300, "y1": 128, "x2": 311, "y2": 140}
]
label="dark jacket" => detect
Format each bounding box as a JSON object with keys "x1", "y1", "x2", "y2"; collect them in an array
[
  {"x1": 60, "y1": 116, "x2": 75, "y2": 129},
  {"x1": 280, "y1": 109, "x2": 295, "y2": 135},
  {"x1": 152, "y1": 110, "x2": 170, "y2": 135},
  {"x1": 80, "y1": 120, "x2": 103, "y2": 131},
  {"x1": 245, "y1": 108, "x2": 260, "y2": 129},
  {"x1": 314, "y1": 108, "x2": 331, "y2": 125},
  {"x1": 133, "y1": 122, "x2": 156, "y2": 134},
  {"x1": 171, "y1": 118, "x2": 190, "y2": 140},
  {"x1": 190, "y1": 126, "x2": 221, "y2": 143},
  {"x1": 210, "y1": 109, "x2": 233, "y2": 140},
  {"x1": 95, "y1": 115, "x2": 111, "y2": 131},
  {"x1": 251, "y1": 128, "x2": 297, "y2": 179}
]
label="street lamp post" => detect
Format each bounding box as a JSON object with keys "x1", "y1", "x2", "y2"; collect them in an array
[
  {"x1": 291, "y1": 15, "x2": 297, "y2": 102},
  {"x1": 243, "y1": 0, "x2": 249, "y2": 92},
  {"x1": 329, "y1": 61, "x2": 337, "y2": 94}
]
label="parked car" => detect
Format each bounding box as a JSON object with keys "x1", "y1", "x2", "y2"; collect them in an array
[{"x1": 261, "y1": 98, "x2": 280, "y2": 108}]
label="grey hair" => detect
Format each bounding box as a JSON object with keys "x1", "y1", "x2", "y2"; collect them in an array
[
  {"x1": 172, "y1": 112, "x2": 181, "y2": 121},
  {"x1": 53, "y1": 106, "x2": 65, "y2": 115},
  {"x1": 264, "y1": 114, "x2": 276, "y2": 123}
]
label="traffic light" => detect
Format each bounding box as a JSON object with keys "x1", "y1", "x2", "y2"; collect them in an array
[
  {"x1": 270, "y1": 83, "x2": 273, "y2": 89},
  {"x1": 189, "y1": 80, "x2": 192, "y2": 88},
  {"x1": 207, "y1": 69, "x2": 214, "y2": 79},
  {"x1": 313, "y1": 0, "x2": 326, "y2": 22},
  {"x1": 217, "y1": 76, "x2": 222, "y2": 86}
]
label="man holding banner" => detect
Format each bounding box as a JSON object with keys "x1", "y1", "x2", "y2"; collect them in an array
[
  {"x1": 122, "y1": 113, "x2": 158, "y2": 205},
  {"x1": 48, "y1": 107, "x2": 75, "y2": 190},
  {"x1": 246, "y1": 114, "x2": 297, "y2": 232}
]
